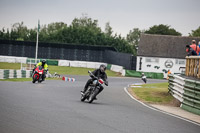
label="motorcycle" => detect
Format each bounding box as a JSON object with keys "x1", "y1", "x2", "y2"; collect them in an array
[
  {"x1": 142, "y1": 75, "x2": 147, "y2": 83},
  {"x1": 32, "y1": 66, "x2": 44, "y2": 83},
  {"x1": 81, "y1": 71, "x2": 108, "y2": 103}
]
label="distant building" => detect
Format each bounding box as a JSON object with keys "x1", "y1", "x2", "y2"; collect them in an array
[{"x1": 137, "y1": 34, "x2": 200, "y2": 78}]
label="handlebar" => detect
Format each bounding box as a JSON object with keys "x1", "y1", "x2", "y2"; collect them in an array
[
  {"x1": 88, "y1": 71, "x2": 108, "y2": 86},
  {"x1": 88, "y1": 71, "x2": 97, "y2": 80}
]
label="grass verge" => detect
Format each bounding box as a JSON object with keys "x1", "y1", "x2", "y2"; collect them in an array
[
  {"x1": 0, "y1": 62, "x2": 120, "y2": 81},
  {"x1": 129, "y1": 82, "x2": 176, "y2": 105},
  {"x1": 0, "y1": 78, "x2": 32, "y2": 82},
  {"x1": 0, "y1": 62, "x2": 21, "y2": 69},
  {"x1": 48, "y1": 65, "x2": 119, "y2": 77},
  {"x1": 0, "y1": 77, "x2": 61, "y2": 82},
  {"x1": 0, "y1": 62, "x2": 119, "y2": 77}
]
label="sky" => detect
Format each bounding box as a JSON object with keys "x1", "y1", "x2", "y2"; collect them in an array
[{"x1": 0, "y1": 0, "x2": 200, "y2": 37}]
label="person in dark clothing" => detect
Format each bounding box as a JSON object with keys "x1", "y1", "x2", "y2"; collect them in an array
[
  {"x1": 186, "y1": 45, "x2": 197, "y2": 56},
  {"x1": 81, "y1": 64, "x2": 108, "y2": 99}
]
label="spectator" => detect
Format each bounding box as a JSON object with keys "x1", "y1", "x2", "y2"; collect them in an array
[
  {"x1": 167, "y1": 69, "x2": 171, "y2": 80},
  {"x1": 199, "y1": 41, "x2": 200, "y2": 55},
  {"x1": 190, "y1": 40, "x2": 199, "y2": 55},
  {"x1": 186, "y1": 40, "x2": 199, "y2": 56}
]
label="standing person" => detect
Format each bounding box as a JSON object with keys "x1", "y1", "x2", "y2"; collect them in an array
[
  {"x1": 189, "y1": 40, "x2": 199, "y2": 55},
  {"x1": 167, "y1": 70, "x2": 171, "y2": 80},
  {"x1": 186, "y1": 41, "x2": 198, "y2": 56},
  {"x1": 199, "y1": 41, "x2": 200, "y2": 56}
]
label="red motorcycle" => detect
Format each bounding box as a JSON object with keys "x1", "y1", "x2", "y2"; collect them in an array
[{"x1": 32, "y1": 66, "x2": 44, "y2": 83}]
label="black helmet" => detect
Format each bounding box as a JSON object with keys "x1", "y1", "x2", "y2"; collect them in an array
[
  {"x1": 42, "y1": 60, "x2": 46, "y2": 65},
  {"x1": 99, "y1": 64, "x2": 106, "y2": 73}
]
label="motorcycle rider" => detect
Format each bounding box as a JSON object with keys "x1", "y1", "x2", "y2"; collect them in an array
[
  {"x1": 141, "y1": 73, "x2": 147, "y2": 83},
  {"x1": 33, "y1": 60, "x2": 48, "y2": 81},
  {"x1": 81, "y1": 64, "x2": 108, "y2": 99}
]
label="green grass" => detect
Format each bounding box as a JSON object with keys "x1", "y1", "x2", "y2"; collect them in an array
[
  {"x1": 0, "y1": 78, "x2": 32, "y2": 82},
  {"x1": 48, "y1": 65, "x2": 119, "y2": 77},
  {"x1": 0, "y1": 62, "x2": 120, "y2": 82},
  {"x1": 131, "y1": 82, "x2": 174, "y2": 104},
  {"x1": 0, "y1": 77, "x2": 61, "y2": 82},
  {"x1": 0, "y1": 62, "x2": 21, "y2": 69}
]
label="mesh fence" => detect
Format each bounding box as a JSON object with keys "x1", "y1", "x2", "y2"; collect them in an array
[{"x1": 0, "y1": 40, "x2": 136, "y2": 70}]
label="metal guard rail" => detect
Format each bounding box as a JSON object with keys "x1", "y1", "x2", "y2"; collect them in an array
[{"x1": 168, "y1": 74, "x2": 200, "y2": 115}]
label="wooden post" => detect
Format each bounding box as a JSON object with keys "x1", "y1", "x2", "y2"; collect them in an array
[
  {"x1": 198, "y1": 58, "x2": 200, "y2": 78},
  {"x1": 185, "y1": 58, "x2": 188, "y2": 76},
  {"x1": 194, "y1": 59, "x2": 197, "y2": 77},
  {"x1": 185, "y1": 56, "x2": 200, "y2": 79}
]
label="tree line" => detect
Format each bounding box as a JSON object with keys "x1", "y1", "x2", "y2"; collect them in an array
[{"x1": 0, "y1": 16, "x2": 200, "y2": 55}]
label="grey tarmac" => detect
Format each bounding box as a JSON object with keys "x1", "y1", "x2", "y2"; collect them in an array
[{"x1": 0, "y1": 76, "x2": 199, "y2": 133}]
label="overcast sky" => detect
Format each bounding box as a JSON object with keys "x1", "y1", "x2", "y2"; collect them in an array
[{"x1": 0, "y1": 0, "x2": 200, "y2": 37}]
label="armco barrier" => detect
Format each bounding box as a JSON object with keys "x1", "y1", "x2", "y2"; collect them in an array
[
  {"x1": 26, "y1": 58, "x2": 59, "y2": 66},
  {"x1": 0, "y1": 69, "x2": 32, "y2": 79},
  {"x1": 168, "y1": 74, "x2": 200, "y2": 115},
  {"x1": 58, "y1": 60, "x2": 108, "y2": 69},
  {"x1": 0, "y1": 56, "x2": 125, "y2": 74},
  {"x1": 0, "y1": 56, "x2": 27, "y2": 63},
  {"x1": 110, "y1": 65, "x2": 124, "y2": 73},
  {"x1": 168, "y1": 75, "x2": 184, "y2": 102}
]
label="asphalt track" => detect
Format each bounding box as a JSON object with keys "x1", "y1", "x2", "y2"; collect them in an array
[{"x1": 0, "y1": 76, "x2": 200, "y2": 133}]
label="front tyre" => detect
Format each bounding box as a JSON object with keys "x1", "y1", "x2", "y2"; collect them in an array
[
  {"x1": 81, "y1": 94, "x2": 87, "y2": 102},
  {"x1": 32, "y1": 75, "x2": 38, "y2": 83},
  {"x1": 88, "y1": 89, "x2": 99, "y2": 103}
]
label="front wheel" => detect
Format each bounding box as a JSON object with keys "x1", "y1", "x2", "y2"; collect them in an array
[
  {"x1": 81, "y1": 94, "x2": 87, "y2": 102},
  {"x1": 142, "y1": 78, "x2": 147, "y2": 83},
  {"x1": 88, "y1": 89, "x2": 99, "y2": 103},
  {"x1": 32, "y1": 75, "x2": 38, "y2": 83}
]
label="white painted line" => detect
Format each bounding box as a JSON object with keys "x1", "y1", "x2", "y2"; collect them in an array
[
  {"x1": 124, "y1": 87, "x2": 200, "y2": 127},
  {"x1": 131, "y1": 83, "x2": 144, "y2": 85},
  {"x1": 130, "y1": 86, "x2": 142, "y2": 88}
]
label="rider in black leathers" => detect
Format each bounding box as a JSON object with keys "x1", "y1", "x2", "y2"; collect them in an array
[{"x1": 81, "y1": 64, "x2": 108, "y2": 99}]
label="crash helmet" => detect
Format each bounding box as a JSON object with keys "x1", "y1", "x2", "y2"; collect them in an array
[
  {"x1": 42, "y1": 60, "x2": 46, "y2": 65},
  {"x1": 142, "y1": 73, "x2": 144, "y2": 76},
  {"x1": 99, "y1": 64, "x2": 106, "y2": 73}
]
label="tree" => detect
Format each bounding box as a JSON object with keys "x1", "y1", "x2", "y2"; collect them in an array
[
  {"x1": 0, "y1": 28, "x2": 10, "y2": 40},
  {"x1": 126, "y1": 28, "x2": 141, "y2": 55},
  {"x1": 105, "y1": 22, "x2": 113, "y2": 37},
  {"x1": 145, "y1": 24, "x2": 182, "y2": 36},
  {"x1": 10, "y1": 22, "x2": 29, "y2": 41},
  {"x1": 189, "y1": 26, "x2": 200, "y2": 37},
  {"x1": 126, "y1": 28, "x2": 141, "y2": 45},
  {"x1": 0, "y1": 16, "x2": 136, "y2": 54},
  {"x1": 70, "y1": 16, "x2": 102, "y2": 45},
  {"x1": 39, "y1": 22, "x2": 67, "y2": 42},
  {"x1": 27, "y1": 29, "x2": 37, "y2": 41}
]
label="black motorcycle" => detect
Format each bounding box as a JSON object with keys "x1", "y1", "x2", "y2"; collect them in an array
[{"x1": 81, "y1": 71, "x2": 107, "y2": 103}]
